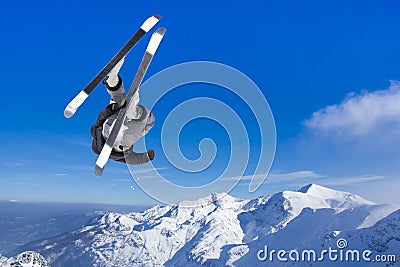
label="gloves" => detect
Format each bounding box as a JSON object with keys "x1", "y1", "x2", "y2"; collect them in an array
[{"x1": 147, "y1": 149, "x2": 155, "y2": 161}]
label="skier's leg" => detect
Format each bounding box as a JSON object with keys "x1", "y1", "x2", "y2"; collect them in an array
[
  {"x1": 122, "y1": 106, "x2": 154, "y2": 147},
  {"x1": 125, "y1": 90, "x2": 141, "y2": 120},
  {"x1": 122, "y1": 108, "x2": 155, "y2": 162},
  {"x1": 104, "y1": 57, "x2": 126, "y2": 103},
  {"x1": 105, "y1": 75, "x2": 126, "y2": 104}
]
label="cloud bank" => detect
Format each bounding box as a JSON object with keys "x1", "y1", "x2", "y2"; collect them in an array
[{"x1": 305, "y1": 81, "x2": 400, "y2": 138}]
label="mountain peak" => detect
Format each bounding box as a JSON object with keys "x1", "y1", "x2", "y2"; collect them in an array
[
  {"x1": 299, "y1": 183, "x2": 352, "y2": 197},
  {"x1": 298, "y1": 183, "x2": 331, "y2": 194},
  {"x1": 297, "y1": 183, "x2": 374, "y2": 206},
  {"x1": 177, "y1": 192, "x2": 241, "y2": 208}
]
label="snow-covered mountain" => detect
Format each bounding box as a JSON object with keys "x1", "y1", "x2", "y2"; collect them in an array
[
  {"x1": 0, "y1": 201, "x2": 144, "y2": 255},
  {"x1": 4, "y1": 184, "x2": 400, "y2": 266},
  {"x1": 0, "y1": 251, "x2": 50, "y2": 267}
]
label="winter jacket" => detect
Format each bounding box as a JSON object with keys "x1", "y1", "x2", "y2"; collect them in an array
[{"x1": 90, "y1": 102, "x2": 154, "y2": 165}]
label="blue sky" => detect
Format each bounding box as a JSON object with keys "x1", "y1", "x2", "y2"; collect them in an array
[{"x1": 1, "y1": 0, "x2": 400, "y2": 205}]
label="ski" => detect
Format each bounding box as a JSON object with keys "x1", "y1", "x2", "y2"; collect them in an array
[
  {"x1": 94, "y1": 27, "x2": 166, "y2": 177},
  {"x1": 64, "y1": 14, "x2": 161, "y2": 118}
]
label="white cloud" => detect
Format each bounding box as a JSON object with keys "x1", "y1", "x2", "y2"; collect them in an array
[
  {"x1": 222, "y1": 170, "x2": 324, "y2": 183},
  {"x1": 3, "y1": 162, "x2": 24, "y2": 167},
  {"x1": 0, "y1": 179, "x2": 40, "y2": 186},
  {"x1": 222, "y1": 171, "x2": 385, "y2": 187},
  {"x1": 317, "y1": 175, "x2": 384, "y2": 186},
  {"x1": 130, "y1": 167, "x2": 168, "y2": 175},
  {"x1": 305, "y1": 81, "x2": 400, "y2": 138},
  {"x1": 268, "y1": 170, "x2": 325, "y2": 181},
  {"x1": 55, "y1": 173, "x2": 69, "y2": 177},
  {"x1": 110, "y1": 178, "x2": 131, "y2": 182}
]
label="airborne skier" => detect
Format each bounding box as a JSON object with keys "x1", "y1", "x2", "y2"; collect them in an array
[
  {"x1": 64, "y1": 16, "x2": 165, "y2": 176},
  {"x1": 90, "y1": 58, "x2": 155, "y2": 165}
]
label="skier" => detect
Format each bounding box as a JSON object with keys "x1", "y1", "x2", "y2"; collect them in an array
[{"x1": 90, "y1": 58, "x2": 155, "y2": 165}]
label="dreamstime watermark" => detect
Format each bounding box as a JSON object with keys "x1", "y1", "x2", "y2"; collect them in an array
[
  {"x1": 257, "y1": 238, "x2": 397, "y2": 264},
  {"x1": 127, "y1": 61, "x2": 276, "y2": 205}
]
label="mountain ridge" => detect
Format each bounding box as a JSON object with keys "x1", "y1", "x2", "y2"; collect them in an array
[{"x1": 3, "y1": 184, "x2": 399, "y2": 267}]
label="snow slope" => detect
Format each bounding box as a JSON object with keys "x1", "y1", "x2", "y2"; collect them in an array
[
  {"x1": 0, "y1": 251, "x2": 50, "y2": 267},
  {"x1": 6, "y1": 184, "x2": 400, "y2": 267},
  {"x1": 0, "y1": 201, "x2": 142, "y2": 255}
]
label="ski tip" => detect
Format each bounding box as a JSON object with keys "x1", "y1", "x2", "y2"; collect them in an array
[
  {"x1": 64, "y1": 106, "x2": 76, "y2": 118},
  {"x1": 94, "y1": 165, "x2": 104, "y2": 177},
  {"x1": 64, "y1": 91, "x2": 89, "y2": 118},
  {"x1": 141, "y1": 15, "x2": 162, "y2": 32},
  {"x1": 147, "y1": 27, "x2": 166, "y2": 55},
  {"x1": 152, "y1": 14, "x2": 162, "y2": 20},
  {"x1": 155, "y1": 27, "x2": 166, "y2": 36}
]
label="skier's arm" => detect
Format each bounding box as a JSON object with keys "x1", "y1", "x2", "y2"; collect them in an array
[
  {"x1": 90, "y1": 101, "x2": 127, "y2": 154},
  {"x1": 90, "y1": 105, "x2": 116, "y2": 154},
  {"x1": 90, "y1": 105, "x2": 114, "y2": 137},
  {"x1": 122, "y1": 149, "x2": 151, "y2": 165}
]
